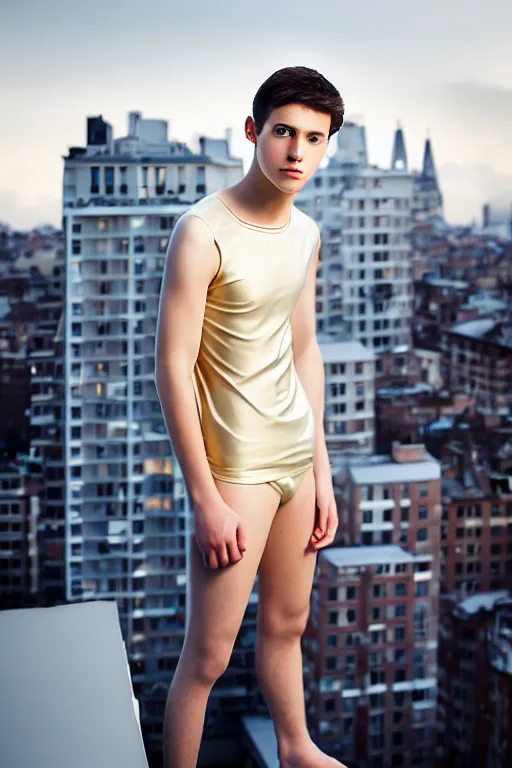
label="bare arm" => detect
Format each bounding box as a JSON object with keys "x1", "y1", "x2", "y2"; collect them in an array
[
  {"x1": 155, "y1": 214, "x2": 246, "y2": 568},
  {"x1": 290, "y1": 237, "x2": 330, "y2": 477},
  {"x1": 155, "y1": 214, "x2": 220, "y2": 506},
  {"x1": 290, "y1": 234, "x2": 338, "y2": 549}
]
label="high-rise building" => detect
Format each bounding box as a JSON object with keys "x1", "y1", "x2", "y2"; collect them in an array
[
  {"x1": 305, "y1": 442, "x2": 441, "y2": 767},
  {"x1": 60, "y1": 111, "x2": 244, "y2": 760},
  {"x1": 305, "y1": 544, "x2": 438, "y2": 767},
  {"x1": 437, "y1": 590, "x2": 512, "y2": 767},
  {"x1": 318, "y1": 336, "x2": 375, "y2": 456},
  {"x1": 296, "y1": 121, "x2": 415, "y2": 360}
]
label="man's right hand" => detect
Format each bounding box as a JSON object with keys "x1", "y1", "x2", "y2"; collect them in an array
[{"x1": 193, "y1": 495, "x2": 247, "y2": 570}]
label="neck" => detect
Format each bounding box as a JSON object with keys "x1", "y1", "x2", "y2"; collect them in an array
[{"x1": 224, "y1": 156, "x2": 296, "y2": 228}]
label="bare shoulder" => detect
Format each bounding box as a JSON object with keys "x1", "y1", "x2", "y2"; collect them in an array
[{"x1": 165, "y1": 212, "x2": 220, "y2": 285}]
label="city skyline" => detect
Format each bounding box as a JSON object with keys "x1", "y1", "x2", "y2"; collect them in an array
[{"x1": 2, "y1": 0, "x2": 512, "y2": 229}]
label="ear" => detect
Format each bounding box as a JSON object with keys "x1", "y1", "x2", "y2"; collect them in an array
[{"x1": 244, "y1": 116, "x2": 257, "y2": 145}]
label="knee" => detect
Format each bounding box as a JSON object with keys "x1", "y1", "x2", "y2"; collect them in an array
[
  {"x1": 259, "y1": 606, "x2": 310, "y2": 642},
  {"x1": 189, "y1": 638, "x2": 233, "y2": 686}
]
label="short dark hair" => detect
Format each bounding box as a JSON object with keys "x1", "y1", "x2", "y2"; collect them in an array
[{"x1": 252, "y1": 66, "x2": 344, "y2": 139}]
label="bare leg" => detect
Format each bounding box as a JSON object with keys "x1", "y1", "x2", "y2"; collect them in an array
[
  {"x1": 162, "y1": 479, "x2": 281, "y2": 768},
  {"x1": 257, "y1": 468, "x2": 347, "y2": 768}
]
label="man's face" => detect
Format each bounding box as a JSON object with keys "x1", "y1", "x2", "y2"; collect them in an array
[{"x1": 248, "y1": 102, "x2": 331, "y2": 194}]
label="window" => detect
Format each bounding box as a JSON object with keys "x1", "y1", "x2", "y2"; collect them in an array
[
  {"x1": 394, "y1": 691, "x2": 406, "y2": 707},
  {"x1": 90, "y1": 166, "x2": 100, "y2": 193},
  {"x1": 328, "y1": 587, "x2": 338, "y2": 601},
  {"x1": 417, "y1": 528, "x2": 428, "y2": 541},
  {"x1": 395, "y1": 583, "x2": 406, "y2": 597},
  {"x1": 347, "y1": 609, "x2": 357, "y2": 623},
  {"x1": 419, "y1": 483, "x2": 428, "y2": 497},
  {"x1": 395, "y1": 604, "x2": 406, "y2": 618},
  {"x1": 413, "y1": 649, "x2": 426, "y2": 678},
  {"x1": 327, "y1": 634, "x2": 337, "y2": 648},
  {"x1": 370, "y1": 669, "x2": 386, "y2": 685},
  {"x1": 418, "y1": 505, "x2": 428, "y2": 519},
  {"x1": 415, "y1": 582, "x2": 429, "y2": 597},
  {"x1": 104, "y1": 166, "x2": 114, "y2": 194},
  {"x1": 326, "y1": 656, "x2": 337, "y2": 671},
  {"x1": 347, "y1": 586, "x2": 357, "y2": 600},
  {"x1": 328, "y1": 610, "x2": 338, "y2": 625}
]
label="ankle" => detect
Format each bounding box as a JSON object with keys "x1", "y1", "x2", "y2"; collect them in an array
[{"x1": 277, "y1": 734, "x2": 313, "y2": 764}]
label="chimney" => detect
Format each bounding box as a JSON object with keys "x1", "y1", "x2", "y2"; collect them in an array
[{"x1": 391, "y1": 441, "x2": 426, "y2": 463}]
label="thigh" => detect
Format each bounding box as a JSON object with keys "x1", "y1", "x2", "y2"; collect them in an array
[
  {"x1": 184, "y1": 479, "x2": 281, "y2": 651},
  {"x1": 257, "y1": 467, "x2": 318, "y2": 628}
]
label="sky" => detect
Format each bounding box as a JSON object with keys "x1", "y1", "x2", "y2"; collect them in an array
[{"x1": 2, "y1": 0, "x2": 511, "y2": 230}]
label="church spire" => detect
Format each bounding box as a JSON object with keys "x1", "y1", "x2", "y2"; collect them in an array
[
  {"x1": 422, "y1": 137, "x2": 437, "y2": 182},
  {"x1": 391, "y1": 122, "x2": 408, "y2": 171}
]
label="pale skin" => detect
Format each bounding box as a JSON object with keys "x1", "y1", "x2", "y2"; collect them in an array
[{"x1": 155, "y1": 102, "x2": 345, "y2": 767}]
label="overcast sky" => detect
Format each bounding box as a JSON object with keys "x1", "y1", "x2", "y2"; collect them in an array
[{"x1": 2, "y1": 0, "x2": 511, "y2": 229}]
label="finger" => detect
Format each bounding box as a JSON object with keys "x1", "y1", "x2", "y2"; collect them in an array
[
  {"x1": 313, "y1": 503, "x2": 328, "y2": 537},
  {"x1": 227, "y1": 538, "x2": 243, "y2": 564},
  {"x1": 313, "y1": 511, "x2": 338, "y2": 549},
  {"x1": 319, "y1": 503, "x2": 329, "y2": 533},
  {"x1": 236, "y1": 522, "x2": 247, "y2": 552},
  {"x1": 208, "y1": 549, "x2": 219, "y2": 570},
  {"x1": 217, "y1": 543, "x2": 230, "y2": 569}
]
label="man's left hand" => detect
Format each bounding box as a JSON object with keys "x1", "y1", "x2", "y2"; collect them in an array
[{"x1": 311, "y1": 472, "x2": 339, "y2": 550}]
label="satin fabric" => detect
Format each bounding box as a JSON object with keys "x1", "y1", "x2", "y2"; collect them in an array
[{"x1": 186, "y1": 192, "x2": 320, "y2": 484}]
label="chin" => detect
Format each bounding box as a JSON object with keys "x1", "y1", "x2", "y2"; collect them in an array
[{"x1": 272, "y1": 176, "x2": 308, "y2": 194}]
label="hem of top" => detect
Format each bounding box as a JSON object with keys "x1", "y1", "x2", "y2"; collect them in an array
[{"x1": 209, "y1": 460, "x2": 314, "y2": 485}]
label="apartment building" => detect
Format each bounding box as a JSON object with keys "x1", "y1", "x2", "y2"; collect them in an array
[
  {"x1": 440, "y1": 434, "x2": 512, "y2": 596},
  {"x1": 304, "y1": 442, "x2": 441, "y2": 766},
  {"x1": 441, "y1": 319, "x2": 512, "y2": 418},
  {"x1": 0, "y1": 463, "x2": 39, "y2": 609},
  {"x1": 296, "y1": 124, "x2": 415, "y2": 397},
  {"x1": 304, "y1": 544, "x2": 437, "y2": 768},
  {"x1": 437, "y1": 590, "x2": 512, "y2": 768},
  {"x1": 60, "y1": 110, "x2": 244, "y2": 761},
  {"x1": 318, "y1": 335, "x2": 375, "y2": 456}
]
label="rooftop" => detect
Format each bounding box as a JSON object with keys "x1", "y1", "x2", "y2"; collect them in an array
[
  {"x1": 323, "y1": 544, "x2": 415, "y2": 569},
  {"x1": 454, "y1": 590, "x2": 510, "y2": 618},
  {"x1": 241, "y1": 716, "x2": 278, "y2": 768},
  {"x1": 348, "y1": 453, "x2": 440, "y2": 485},
  {"x1": 318, "y1": 339, "x2": 375, "y2": 364}
]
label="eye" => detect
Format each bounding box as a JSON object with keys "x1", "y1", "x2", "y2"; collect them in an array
[{"x1": 274, "y1": 125, "x2": 291, "y2": 136}]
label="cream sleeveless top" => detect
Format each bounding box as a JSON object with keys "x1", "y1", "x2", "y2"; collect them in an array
[{"x1": 183, "y1": 191, "x2": 320, "y2": 484}]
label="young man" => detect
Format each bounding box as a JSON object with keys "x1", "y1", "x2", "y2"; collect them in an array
[{"x1": 156, "y1": 66, "x2": 346, "y2": 768}]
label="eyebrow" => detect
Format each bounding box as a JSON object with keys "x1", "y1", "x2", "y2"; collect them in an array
[{"x1": 272, "y1": 122, "x2": 327, "y2": 138}]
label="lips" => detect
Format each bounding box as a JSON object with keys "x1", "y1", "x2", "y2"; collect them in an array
[{"x1": 281, "y1": 168, "x2": 302, "y2": 174}]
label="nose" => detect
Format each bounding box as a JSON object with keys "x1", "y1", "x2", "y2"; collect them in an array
[{"x1": 287, "y1": 135, "x2": 304, "y2": 162}]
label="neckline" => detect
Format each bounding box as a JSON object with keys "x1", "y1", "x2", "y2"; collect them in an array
[{"x1": 214, "y1": 192, "x2": 292, "y2": 233}]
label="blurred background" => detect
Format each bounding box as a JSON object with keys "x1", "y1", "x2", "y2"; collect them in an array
[{"x1": 1, "y1": 1, "x2": 511, "y2": 766}]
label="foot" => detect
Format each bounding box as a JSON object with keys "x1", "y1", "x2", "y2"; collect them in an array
[{"x1": 278, "y1": 739, "x2": 348, "y2": 768}]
